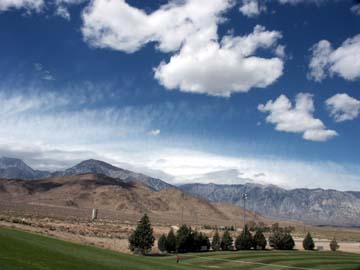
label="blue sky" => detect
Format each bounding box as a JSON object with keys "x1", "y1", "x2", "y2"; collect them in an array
[{"x1": 0, "y1": 0, "x2": 360, "y2": 190}]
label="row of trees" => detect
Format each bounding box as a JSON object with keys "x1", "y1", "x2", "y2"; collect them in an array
[
  {"x1": 158, "y1": 225, "x2": 210, "y2": 253},
  {"x1": 129, "y1": 214, "x2": 339, "y2": 254}
]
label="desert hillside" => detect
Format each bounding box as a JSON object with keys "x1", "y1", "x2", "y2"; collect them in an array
[{"x1": 0, "y1": 173, "x2": 263, "y2": 226}]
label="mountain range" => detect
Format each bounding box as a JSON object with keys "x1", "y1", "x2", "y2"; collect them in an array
[
  {"x1": 0, "y1": 156, "x2": 360, "y2": 226},
  {"x1": 179, "y1": 183, "x2": 360, "y2": 227}
]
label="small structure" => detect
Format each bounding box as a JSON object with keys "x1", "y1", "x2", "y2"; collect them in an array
[
  {"x1": 91, "y1": 208, "x2": 98, "y2": 221},
  {"x1": 317, "y1": 246, "x2": 324, "y2": 251}
]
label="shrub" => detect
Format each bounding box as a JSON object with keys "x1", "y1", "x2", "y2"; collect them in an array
[
  {"x1": 269, "y1": 231, "x2": 295, "y2": 250},
  {"x1": 330, "y1": 238, "x2": 339, "y2": 252}
]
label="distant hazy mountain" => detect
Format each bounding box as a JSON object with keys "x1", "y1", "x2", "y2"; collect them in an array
[
  {"x1": 179, "y1": 183, "x2": 360, "y2": 226},
  {"x1": 51, "y1": 159, "x2": 173, "y2": 191},
  {"x1": 0, "y1": 157, "x2": 172, "y2": 191},
  {"x1": 0, "y1": 157, "x2": 50, "y2": 180}
]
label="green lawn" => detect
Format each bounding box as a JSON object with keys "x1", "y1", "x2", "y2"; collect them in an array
[{"x1": 0, "y1": 227, "x2": 359, "y2": 270}]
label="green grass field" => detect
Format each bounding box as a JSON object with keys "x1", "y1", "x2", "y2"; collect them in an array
[{"x1": 0, "y1": 227, "x2": 359, "y2": 270}]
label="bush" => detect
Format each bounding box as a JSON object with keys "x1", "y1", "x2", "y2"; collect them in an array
[
  {"x1": 212, "y1": 230, "x2": 221, "y2": 251},
  {"x1": 269, "y1": 231, "x2": 295, "y2": 250},
  {"x1": 166, "y1": 228, "x2": 176, "y2": 253},
  {"x1": 253, "y1": 229, "x2": 267, "y2": 250},
  {"x1": 220, "y1": 230, "x2": 233, "y2": 251},
  {"x1": 330, "y1": 238, "x2": 339, "y2": 252},
  {"x1": 158, "y1": 234, "x2": 167, "y2": 252},
  {"x1": 303, "y1": 232, "x2": 315, "y2": 250},
  {"x1": 128, "y1": 214, "x2": 155, "y2": 254},
  {"x1": 235, "y1": 225, "x2": 253, "y2": 250}
]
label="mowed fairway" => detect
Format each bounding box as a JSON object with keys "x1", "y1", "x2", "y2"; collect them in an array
[{"x1": 0, "y1": 227, "x2": 359, "y2": 270}]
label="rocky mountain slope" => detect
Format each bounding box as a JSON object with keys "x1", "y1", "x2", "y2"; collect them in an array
[
  {"x1": 179, "y1": 183, "x2": 360, "y2": 226},
  {"x1": 0, "y1": 157, "x2": 50, "y2": 180},
  {"x1": 0, "y1": 157, "x2": 171, "y2": 191},
  {"x1": 0, "y1": 173, "x2": 259, "y2": 226}
]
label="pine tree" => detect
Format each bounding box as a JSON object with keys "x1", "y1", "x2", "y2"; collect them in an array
[
  {"x1": 330, "y1": 238, "x2": 339, "y2": 252},
  {"x1": 176, "y1": 225, "x2": 193, "y2": 253},
  {"x1": 220, "y1": 230, "x2": 233, "y2": 251},
  {"x1": 158, "y1": 234, "x2": 167, "y2": 252},
  {"x1": 128, "y1": 214, "x2": 155, "y2": 254},
  {"x1": 235, "y1": 225, "x2": 253, "y2": 250},
  {"x1": 166, "y1": 228, "x2": 176, "y2": 253},
  {"x1": 253, "y1": 229, "x2": 267, "y2": 250},
  {"x1": 303, "y1": 232, "x2": 315, "y2": 250},
  {"x1": 212, "y1": 230, "x2": 221, "y2": 251}
]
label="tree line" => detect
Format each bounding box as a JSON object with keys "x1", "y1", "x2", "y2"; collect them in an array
[{"x1": 129, "y1": 214, "x2": 340, "y2": 254}]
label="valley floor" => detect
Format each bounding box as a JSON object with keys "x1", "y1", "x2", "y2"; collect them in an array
[{"x1": 1, "y1": 227, "x2": 360, "y2": 270}]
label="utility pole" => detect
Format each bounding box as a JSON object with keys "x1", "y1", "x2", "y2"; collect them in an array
[{"x1": 242, "y1": 193, "x2": 248, "y2": 228}]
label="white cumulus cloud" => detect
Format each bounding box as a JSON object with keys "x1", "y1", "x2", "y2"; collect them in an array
[
  {"x1": 0, "y1": 0, "x2": 43, "y2": 11},
  {"x1": 82, "y1": 0, "x2": 232, "y2": 53},
  {"x1": 308, "y1": 34, "x2": 360, "y2": 82},
  {"x1": 239, "y1": 0, "x2": 266, "y2": 18},
  {"x1": 258, "y1": 93, "x2": 338, "y2": 141},
  {"x1": 81, "y1": 0, "x2": 284, "y2": 97},
  {"x1": 155, "y1": 25, "x2": 284, "y2": 97},
  {"x1": 326, "y1": 93, "x2": 360, "y2": 122}
]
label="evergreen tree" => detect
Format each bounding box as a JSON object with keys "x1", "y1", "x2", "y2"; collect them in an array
[
  {"x1": 166, "y1": 228, "x2": 176, "y2": 253},
  {"x1": 253, "y1": 229, "x2": 267, "y2": 250},
  {"x1": 158, "y1": 234, "x2": 167, "y2": 252},
  {"x1": 235, "y1": 225, "x2": 253, "y2": 250},
  {"x1": 220, "y1": 230, "x2": 233, "y2": 251},
  {"x1": 282, "y1": 233, "x2": 295, "y2": 250},
  {"x1": 269, "y1": 231, "x2": 295, "y2": 250},
  {"x1": 128, "y1": 214, "x2": 155, "y2": 254},
  {"x1": 303, "y1": 232, "x2": 315, "y2": 250},
  {"x1": 212, "y1": 230, "x2": 221, "y2": 251},
  {"x1": 176, "y1": 225, "x2": 193, "y2": 253},
  {"x1": 330, "y1": 238, "x2": 339, "y2": 252}
]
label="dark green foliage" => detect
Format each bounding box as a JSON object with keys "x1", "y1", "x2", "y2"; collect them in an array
[
  {"x1": 303, "y1": 232, "x2": 315, "y2": 250},
  {"x1": 212, "y1": 230, "x2": 221, "y2": 251},
  {"x1": 220, "y1": 230, "x2": 233, "y2": 251},
  {"x1": 253, "y1": 229, "x2": 267, "y2": 250},
  {"x1": 176, "y1": 225, "x2": 194, "y2": 253},
  {"x1": 269, "y1": 231, "x2": 295, "y2": 250},
  {"x1": 128, "y1": 214, "x2": 155, "y2": 254},
  {"x1": 235, "y1": 225, "x2": 253, "y2": 250},
  {"x1": 166, "y1": 228, "x2": 176, "y2": 253},
  {"x1": 193, "y1": 231, "x2": 210, "y2": 252},
  {"x1": 158, "y1": 234, "x2": 167, "y2": 252},
  {"x1": 330, "y1": 238, "x2": 339, "y2": 252}
]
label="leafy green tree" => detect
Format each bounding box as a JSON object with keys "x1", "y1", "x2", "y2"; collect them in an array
[
  {"x1": 166, "y1": 228, "x2": 176, "y2": 253},
  {"x1": 128, "y1": 214, "x2": 155, "y2": 254},
  {"x1": 176, "y1": 225, "x2": 193, "y2": 253},
  {"x1": 253, "y1": 229, "x2": 267, "y2": 250},
  {"x1": 220, "y1": 230, "x2": 233, "y2": 251},
  {"x1": 269, "y1": 231, "x2": 295, "y2": 250},
  {"x1": 235, "y1": 225, "x2": 253, "y2": 250},
  {"x1": 158, "y1": 234, "x2": 167, "y2": 252},
  {"x1": 330, "y1": 238, "x2": 339, "y2": 252},
  {"x1": 212, "y1": 230, "x2": 221, "y2": 251},
  {"x1": 303, "y1": 232, "x2": 315, "y2": 250}
]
